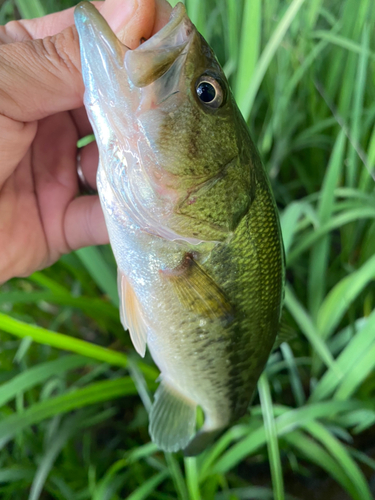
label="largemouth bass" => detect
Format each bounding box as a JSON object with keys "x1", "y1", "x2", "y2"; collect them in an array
[{"x1": 75, "y1": 1, "x2": 285, "y2": 455}]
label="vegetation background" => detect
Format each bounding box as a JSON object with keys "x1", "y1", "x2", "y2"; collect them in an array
[{"x1": 0, "y1": 0, "x2": 374, "y2": 498}]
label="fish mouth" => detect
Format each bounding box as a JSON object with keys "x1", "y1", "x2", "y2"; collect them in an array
[
  {"x1": 75, "y1": 2, "x2": 193, "y2": 90},
  {"x1": 74, "y1": 2, "x2": 126, "y2": 78},
  {"x1": 124, "y1": 4, "x2": 193, "y2": 87}
]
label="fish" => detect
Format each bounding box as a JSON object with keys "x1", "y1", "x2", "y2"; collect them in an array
[{"x1": 74, "y1": 1, "x2": 285, "y2": 456}]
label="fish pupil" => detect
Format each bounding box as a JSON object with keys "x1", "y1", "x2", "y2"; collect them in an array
[{"x1": 197, "y1": 82, "x2": 216, "y2": 103}]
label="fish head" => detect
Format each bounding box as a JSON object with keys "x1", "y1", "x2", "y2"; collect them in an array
[{"x1": 75, "y1": 2, "x2": 254, "y2": 242}]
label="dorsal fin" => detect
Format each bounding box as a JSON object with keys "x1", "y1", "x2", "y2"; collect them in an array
[{"x1": 118, "y1": 270, "x2": 148, "y2": 357}]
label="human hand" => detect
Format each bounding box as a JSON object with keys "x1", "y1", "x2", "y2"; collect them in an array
[{"x1": 0, "y1": 0, "x2": 172, "y2": 284}]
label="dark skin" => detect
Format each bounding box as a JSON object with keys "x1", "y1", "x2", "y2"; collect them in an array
[{"x1": 0, "y1": 0, "x2": 172, "y2": 284}]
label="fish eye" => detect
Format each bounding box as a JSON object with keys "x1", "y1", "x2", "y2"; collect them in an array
[{"x1": 195, "y1": 75, "x2": 224, "y2": 109}]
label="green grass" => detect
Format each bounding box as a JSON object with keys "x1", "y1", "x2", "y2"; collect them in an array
[{"x1": 1, "y1": 0, "x2": 375, "y2": 498}]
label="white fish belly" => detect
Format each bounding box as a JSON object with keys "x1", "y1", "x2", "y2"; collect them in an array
[{"x1": 98, "y1": 165, "x2": 233, "y2": 427}]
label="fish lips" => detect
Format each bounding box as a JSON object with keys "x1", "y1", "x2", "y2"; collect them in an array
[
  {"x1": 75, "y1": 2, "x2": 194, "y2": 93},
  {"x1": 74, "y1": 2, "x2": 126, "y2": 82}
]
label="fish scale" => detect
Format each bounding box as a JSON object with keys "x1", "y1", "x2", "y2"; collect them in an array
[{"x1": 75, "y1": 1, "x2": 285, "y2": 455}]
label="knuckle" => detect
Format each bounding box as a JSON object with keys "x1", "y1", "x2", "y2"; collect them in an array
[
  {"x1": 40, "y1": 26, "x2": 81, "y2": 77},
  {"x1": 1, "y1": 20, "x2": 32, "y2": 43}
]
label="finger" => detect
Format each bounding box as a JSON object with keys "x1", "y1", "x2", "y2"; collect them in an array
[
  {"x1": 0, "y1": 0, "x2": 149, "y2": 122},
  {"x1": 70, "y1": 106, "x2": 93, "y2": 138},
  {"x1": 104, "y1": 0, "x2": 156, "y2": 48},
  {"x1": 0, "y1": 115, "x2": 37, "y2": 185},
  {"x1": 0, "y1": 27, "x2": 84, "y2": 122},
  {"x1": 64, "y1": 195, "x2": 109, "y2": 250},
  {"x1": 79, "y1": 140, "x2": 99, "y2": 190},
  {"x1": 153, "y1": 0, "x2": 172, "y2": 34},
  {"x1": 31, "y1": 113, "x2": 79, "y2": 258},
  {"x1": 0, "y1": 2, "x2": 104, "y2": 43}
]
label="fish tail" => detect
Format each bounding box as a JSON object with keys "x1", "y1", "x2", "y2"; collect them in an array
[
  {"x1": 149, "y1": 379, "x2": 197, "y2": 452},
  {"x1": 183, "y1": 427, "x2": 222, "y2": 456}
]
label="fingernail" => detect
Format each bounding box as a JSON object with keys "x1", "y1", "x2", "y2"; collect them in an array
[{"x1": 102, "y1": 0, "x2": 138, "y2": 33}]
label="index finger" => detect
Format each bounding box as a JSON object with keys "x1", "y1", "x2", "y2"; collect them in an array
[
  {"x1": 0, "y1": 2, "x2": 103, "y2": 43},
  {"x1": 0, "y1": 0, "x2": 164, "y2": 123}
]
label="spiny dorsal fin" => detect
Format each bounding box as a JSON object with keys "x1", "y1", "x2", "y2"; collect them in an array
[
  {"x1": 118, "y1": 270, "x2": 148, "y2": 357},
  {"x1": 161, "y1": 253, "x2": 233, "y2": 321}
]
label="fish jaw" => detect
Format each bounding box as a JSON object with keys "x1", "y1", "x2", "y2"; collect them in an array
[
  {"x1": 74, "y1": 2, "x2": 132, "y2": 145},
  {"x1": 124, "y1": 3, "x2": 192, "y2": 87},
  {"x1": 74, "y1": 2, "x2": 194, "y2": 136},
  {"x1": 75, "y1": 2, "x2": 204, "y2": 243}
]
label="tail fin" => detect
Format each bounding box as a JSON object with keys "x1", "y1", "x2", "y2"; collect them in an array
[{"x1": 183, "y1": 428, "x2": 222, "y2": 456}]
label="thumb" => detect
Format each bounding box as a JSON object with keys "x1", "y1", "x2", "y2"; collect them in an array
[
  {"x1": 101, "y1": 0, "x2": 156, "y2": 49},
  {"x1": 0, "y1": 0, "x2": 148, "y2": 124}
]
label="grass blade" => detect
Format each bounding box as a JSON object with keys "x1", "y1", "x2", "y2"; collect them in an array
[
  {"x1": 15, "y1": 0, "x2": 46, "y2": 18},
  {"x1": 165, "y1": 453, "x2": 189, "y2": 500},
  {"x1": 317, "y1": 253, "x2": 375, "y2": 339},
  {"x1": 0, "y1": 313, "x2": 128, "y2": 368},
  {"x1": 0, "y1": 377, "x2": 136, "y2": 448},
  {"x1": 308, "y1": 130, "x2": 346, "y2": 318},
  {"x1": 0, "y1": 355, "x2": 92, "y2": 407},
  {"x1": 126, "y1": 471, "x2": 169, "y2": 500},
  {"x1": 258, "y1": 373, "x2": 285, "y2": 500},
  {"x1": 234, "y1": 0, "x2": 261, "y2": 103},
  {"x1": 28, "y1": 414, "x2": 83, "y2": 500},
  {"x1": 305, "y1": 421, "x2": 372, "y2": 500},
  {"x1": 310, "y1": 311, "x2": 375, "y2": 402},
  {"x1": 284, "y1": 286, "x2": 338, "y2": 375},
  {"x1": 184, "y1": 457, "x2": 201, "y2": 500},
  {"x1": 240, "y1": 0, "x2": 307, "y2": 119},
  {"x1": 284, "y1": 430, "x2": 356, "y2": 496},
  {"x1": 75, "y1": 247, "x2": 118, "y2": 306}
]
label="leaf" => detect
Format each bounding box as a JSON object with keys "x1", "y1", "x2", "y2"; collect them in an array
[
  {"x1": 240, "y1": 0, "x2": 307, "y2": 119},
  {"x1": 288, "y1": 206, "x2": 375, "y2": 264},
  {"x1": 0, "y1": 377, "x2": 136, "y2": 448},
  {"x1": 0, "y1": 355, "x2": 92, "y2": 407},
  {"x1": 317, "y1": 253, "x2": 375, "y2": 339},
  {"x1": 304, "y1": 421, "x2": 372, "y2": 500},
  {"x1": 310, "y1": 311, "x2": 375, "y2": 402},
  {"x1": 184, "y1": 458, "x2": 201, "y2": 500},
  {"x1": 258, "y1": 373, "x2": 285, "y2": 500},
  {"x1": 211, "y1": 400, "x2": 364, "y2": 474},
  {"x1": 165, "y1": 453, "x2": 190, "y2": 500},
  {"x1": 0, "y1": 313, "x2": 128, "y2": 368},
  {"x1": 280, "y1": 202, "x2": 307, "y2": 257},
  {"x1": 284, "y1": 430, "x2": 356, "y2": 497},
  {"x1": 284, "y1": 285, "x2": 339, "y2": 375},
  {"x1": 312, "y1": 30, "x2": 375, "y2": 60},
  {"x1": 75, "y1": 247, "x2": 118, "y2": 306},
  {"x1": 126, "y1": 471, "x2": 169, "y2": 500},
  {"x1": 28, "y1": 414, "x2": 84, "y2": 500},
  {"x1": 234, "y1": 0, "x2": 261, "y2": 103},
  {"x1": 308, "y1": 131, "x2": 346, "y2": 318},
  {"x1": 280, "y1": 343, "x2": 305, "y2": 407},
  {"x1": 15, "y1": 0, "x2": 46, "y2": 18}
]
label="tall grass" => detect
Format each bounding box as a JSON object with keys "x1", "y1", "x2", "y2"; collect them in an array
[{"x1": 0, "y1": 0, "x2": 375, "y2": 498}]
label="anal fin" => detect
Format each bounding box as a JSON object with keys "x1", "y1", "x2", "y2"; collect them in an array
[
  {"x1": 118, "y1": 270, "x2": 148, "y2": 357},
  {"x1": 149, "y1": 380, "x2": 196, "y2": 452},
  {"x1": 161, "y1": 253, "x2": 233, "y2": 321}
]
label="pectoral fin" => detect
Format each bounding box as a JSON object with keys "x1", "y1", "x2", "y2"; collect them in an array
[
  {"x1": 118, "y1": 270, "x2": 147, "y2": 357},
  {"x1": 161, "y1": 254, "x2": 233, "y2": 321}
]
